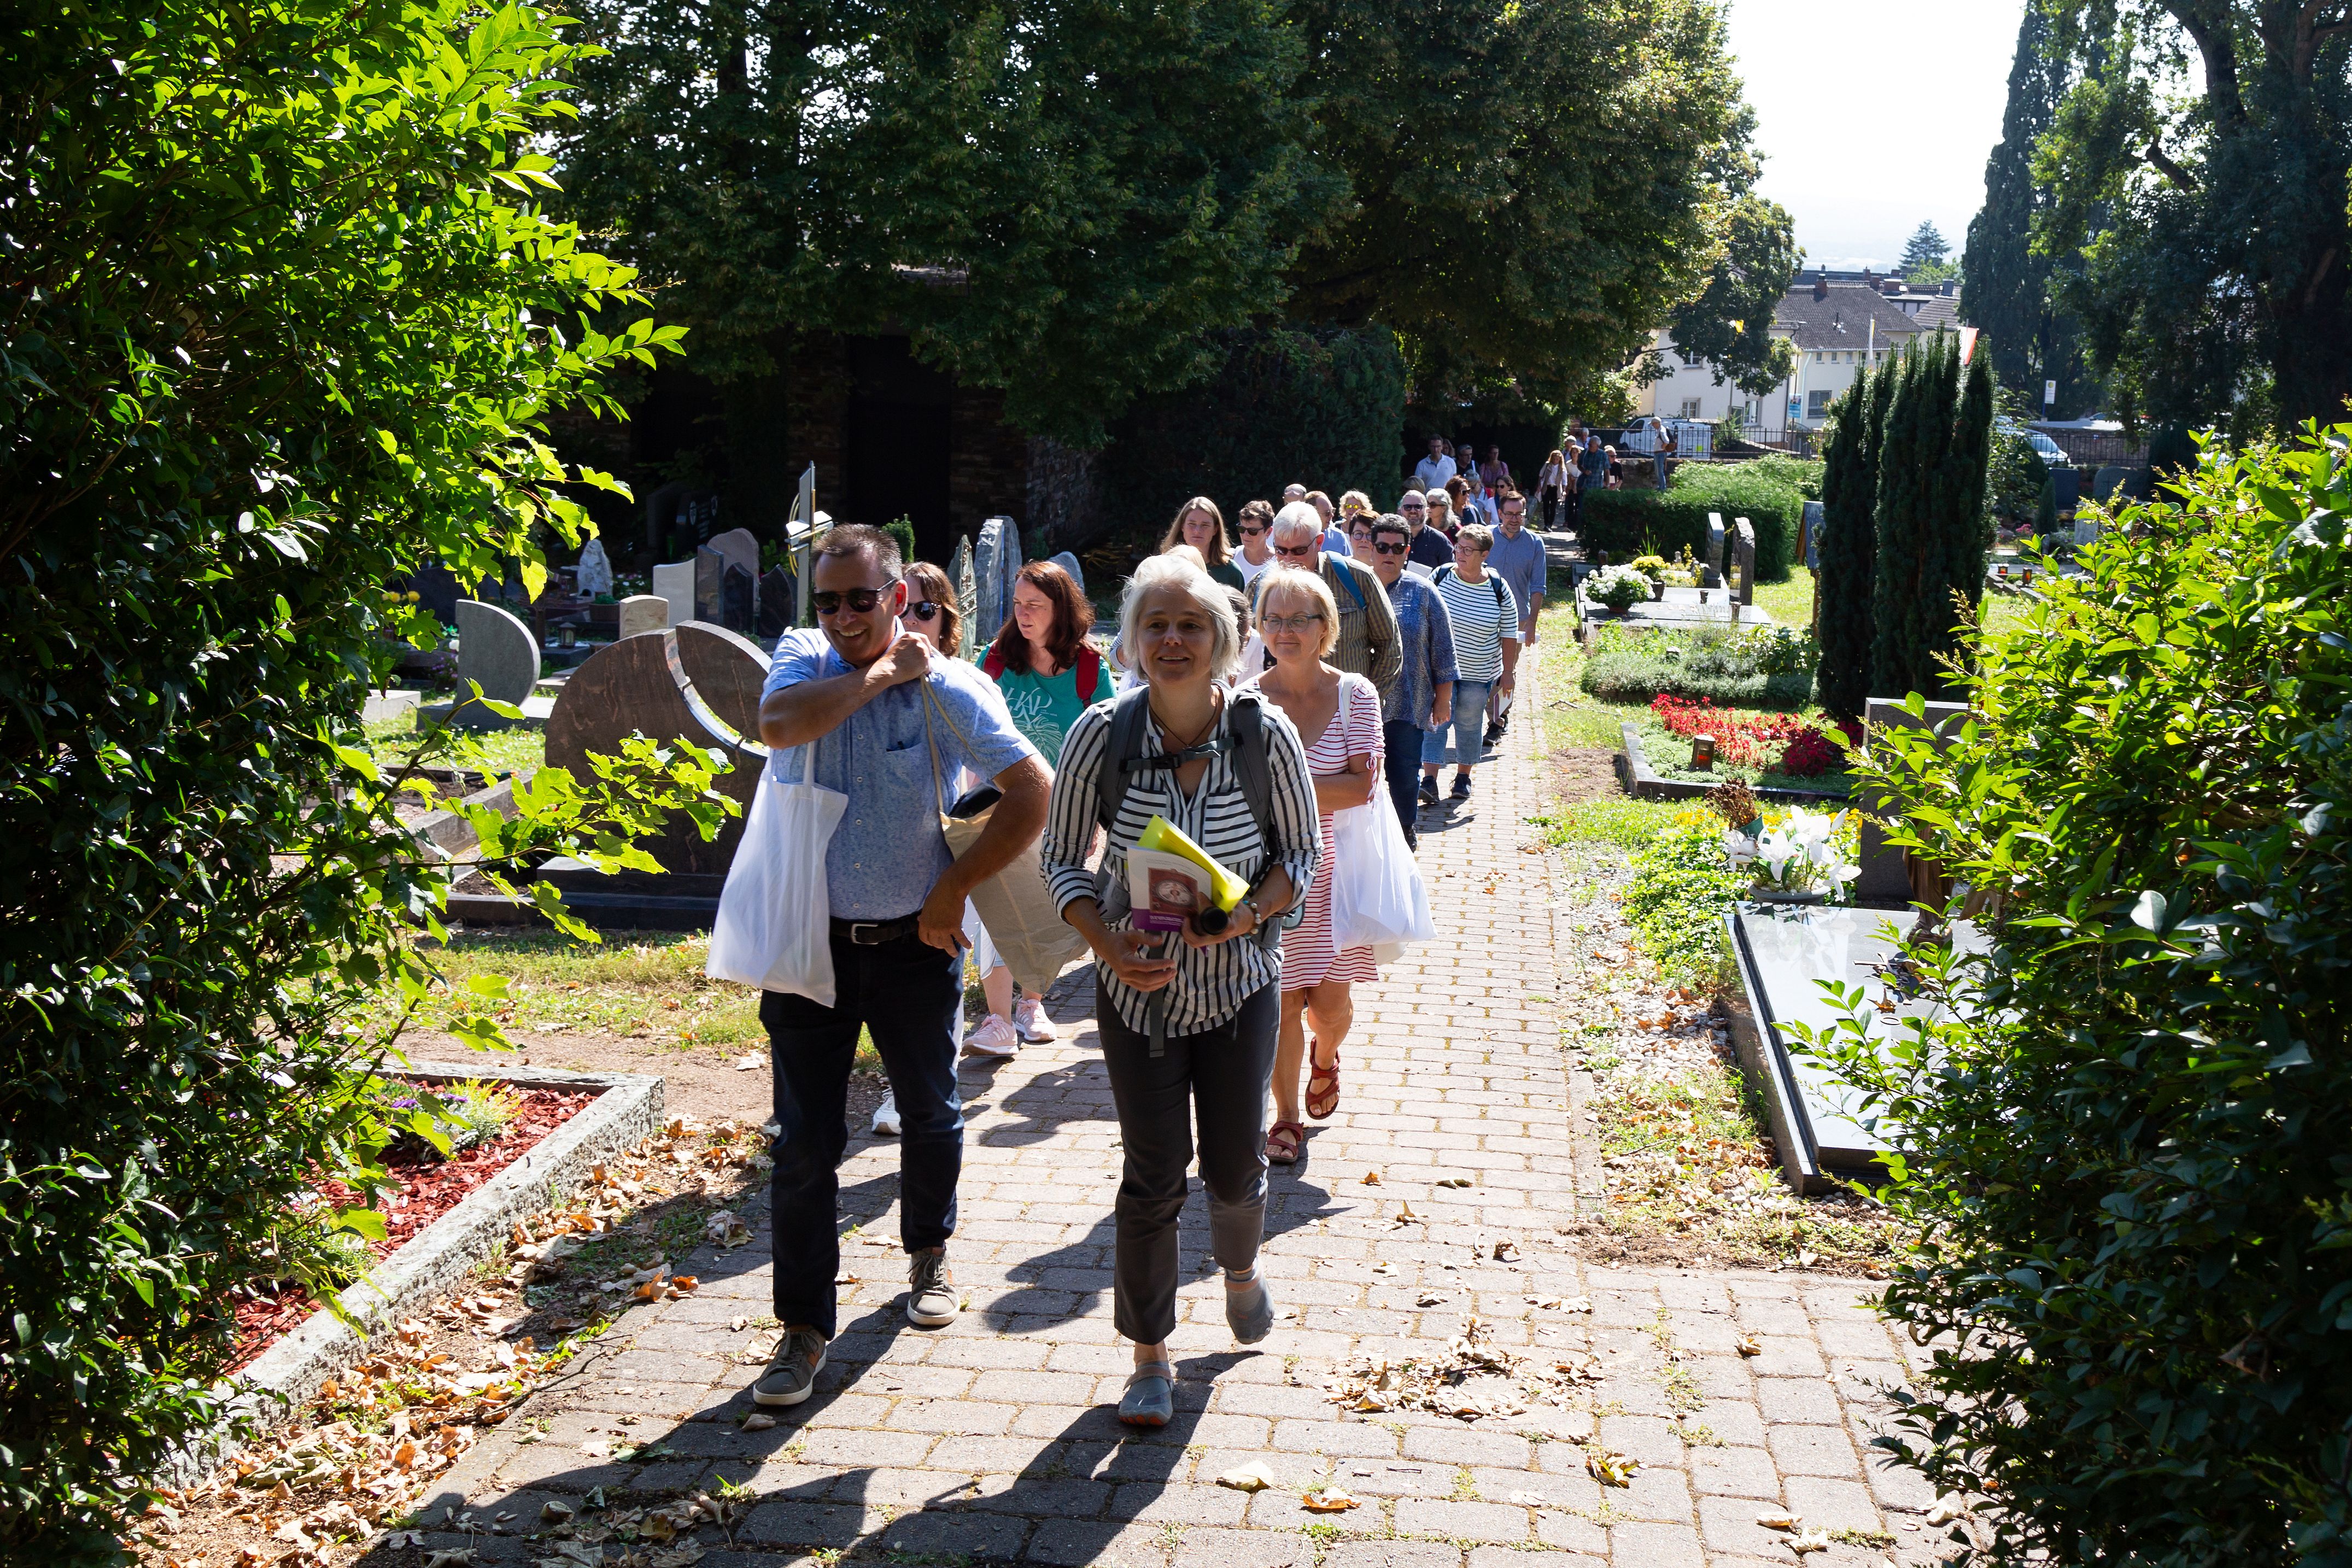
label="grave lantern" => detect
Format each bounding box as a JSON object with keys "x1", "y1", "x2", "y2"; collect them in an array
[{"x1": 1690, "y1": 735, "x2": 1716, "y2": 770}]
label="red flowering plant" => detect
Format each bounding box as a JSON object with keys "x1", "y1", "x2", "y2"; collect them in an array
[
  {"x1": 1648, "y1": 694, "x2": 1811, "y2": 768},
  {"x1": 1778, "y1": 721, "x2": 1861, "y2": 777}
]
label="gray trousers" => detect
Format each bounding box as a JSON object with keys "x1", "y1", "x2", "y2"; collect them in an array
[{"x1": 1098, "y1": 977, "x2": 1281, "y2": 1345}]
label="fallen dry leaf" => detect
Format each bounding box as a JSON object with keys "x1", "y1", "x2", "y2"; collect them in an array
[
  {"x1": 1737, "y1": 1335, "x2": 1763, "y2": 1358},
  {"x1": 1393, "y1": 1201, "x2": 1419, "y2": 1225},
  {"x1": 1586, "y1": 1447, "x2": 1640, "y2": 1487},
  {"x1": 742, "y1": 1414, "x2": 777, "y2": 1432},
  {"x1": 1493, "y1": 1239, "x2": 1522, "y2": 1262},
  {"x1": 1216, "y1": 1461, "x2": 1276, "y2": 1493},
  {"x1": 1301, "y1": 1487, "x2": 1360, "y2": 1513},
  {"x1": 1361, "y1": 1170, "x2": 1382, "y2": 1185},
  {"x1": 1789, "y1": 1528, "x2": 1832, "y2": 1554},
  {"x1": 1507, "y1": 1489, "x2": 1548, "y2": 1507},
  {"x1": 1756, "y1": 1510, "x2": 1799, "y2": 1530},
  {"x1": 733, "y1": 1054, "x2": 766, "y2": 1071},
  {"x1": 651, "y1": 1546, "x2": 708, "y2": 1568},
  {"x1": 1437, "y1": 1176, "x2": 1475, "y2": 1189}
]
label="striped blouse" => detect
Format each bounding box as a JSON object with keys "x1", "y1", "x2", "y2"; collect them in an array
[
  {"x1": 1431, "y1": 565, "x2": 1520, "y2": 685},
  {"x1": 1042, "y1": 694, "x2": 1323, "y2": 1035}
]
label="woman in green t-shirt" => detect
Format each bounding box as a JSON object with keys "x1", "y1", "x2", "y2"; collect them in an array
[{"x1": 981, "y1": 560, "x2": 1104, "y2": 768}]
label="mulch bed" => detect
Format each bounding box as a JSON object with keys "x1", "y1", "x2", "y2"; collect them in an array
[{"x1": 226, "y1": 1086, "x2": 598, "y2": 1371}]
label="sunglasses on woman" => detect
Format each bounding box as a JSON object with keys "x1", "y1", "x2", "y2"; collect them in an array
[
  {"x1": 904, "y1": 601, "x2": 941, "y2": 622},
  {"x1": 811, "y1": 586, "x2": 892, "y2": 616}
]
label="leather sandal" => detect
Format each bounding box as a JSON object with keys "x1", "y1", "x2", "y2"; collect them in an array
[
  {"x1": 1119, "y1": 1360, "x2": 1175, "y2": 1426},
  {"x1": 1304, "y1": 1045, "x2": 1342, "y2": 1121},
  {"x1": 1265, "y1": 1120, "x2": 1304, "y2": 1165}
]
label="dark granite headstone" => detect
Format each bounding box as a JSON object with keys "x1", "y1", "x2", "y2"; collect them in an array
[
  {"x1": 1853, "y1": 698, "x2": 1971, "y2": 905},
  {"x1": 1733, "y1": 518, "x2": 1757, "y2": 606},
  {"x1": 756, "y1": 566, "x2": 795, "y2": 640},
  {"x1": 722, "y1": 564, "x2": 756, "y2": 634},
  {"x1": 694, "y1": 547, "x2": 724, "y2": 624}
]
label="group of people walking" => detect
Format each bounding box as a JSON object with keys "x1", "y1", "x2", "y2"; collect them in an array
[{"x1": 740, "y1": 478, "x2": 1551, "y2": 1429}]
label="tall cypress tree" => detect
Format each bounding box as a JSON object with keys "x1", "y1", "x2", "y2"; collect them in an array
[
  {"x1": 1870, "y1": 336, "x2": 1994, "y2": 699},
  {"x1": 1815, "y1": 356, "x2": 1889, "y2": 722}
]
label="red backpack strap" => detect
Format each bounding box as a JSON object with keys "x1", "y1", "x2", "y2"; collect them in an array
[
  {"x1": 1076, "y1": 643, "x2": 1103, "y2": 703},
  {"x1": 981, "y1": 645, "x2": 1005, "y2": 679}
]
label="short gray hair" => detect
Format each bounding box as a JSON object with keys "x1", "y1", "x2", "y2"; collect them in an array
[
  {"x1": 1422, "y1": 488, "x2": 1449, "y2": 510},
  {"x1": 1269, "y1": 500, "x2": 1322, "y2": 545},
  {"x1": 1120, "y1": 553, "x2": 1241, "y2": 681}
]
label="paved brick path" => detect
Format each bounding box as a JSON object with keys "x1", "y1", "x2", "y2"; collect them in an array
[{"x1": 403, "y1": 644, "x2": 1952, "y2": 1568}]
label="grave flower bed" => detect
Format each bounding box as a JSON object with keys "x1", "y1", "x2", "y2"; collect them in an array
[
  {"x1": 1640, "y1": 695, "x2": 1857, "y2": 792},
  {"x1": 225, "y1": 1081, "x2": 596, "y2": 1372}
]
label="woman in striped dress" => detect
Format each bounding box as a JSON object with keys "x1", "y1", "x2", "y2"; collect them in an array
[
  {"x1": 1244, "y1": 565, "x2": 1384, "y2": 1166},
  {"x1": 1040, "y1": 554, "x2": 1321, "y2": 1426}
]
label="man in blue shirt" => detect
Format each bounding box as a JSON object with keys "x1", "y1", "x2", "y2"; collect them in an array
[
  {"x1": 751, "y1": 525, "x2": 1047, "y2": 1407},
  {"x1": 1482, "y1": 491, "x2": 1548, "y2": 745}
]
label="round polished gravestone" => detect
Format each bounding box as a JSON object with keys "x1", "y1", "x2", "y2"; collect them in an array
[
  {"x1": 542, "y1": 621, "x2": 768, "y2": 877},
  {"x1": 452, "y1": 598, "x2": 540, "y2": 728}
]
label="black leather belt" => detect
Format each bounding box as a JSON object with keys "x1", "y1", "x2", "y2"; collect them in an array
[{"x1": 831, "y1": 914, "x2": 922, "y2": 945}]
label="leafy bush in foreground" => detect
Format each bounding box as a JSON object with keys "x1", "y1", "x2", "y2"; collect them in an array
[
  {"x1": 1794, "y1": 428, "x2": 2352, "y2": 1564},
  {"x1": 0, "y1": 6, "x2": 703, "y2": 1558}
]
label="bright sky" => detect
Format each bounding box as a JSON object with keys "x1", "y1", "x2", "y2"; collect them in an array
[{"x1": 1724, "y1": 0, "x2": 2030, "y2": 272}]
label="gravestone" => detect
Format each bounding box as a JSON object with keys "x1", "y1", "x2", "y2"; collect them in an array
[
  {"x1": 1853, "y1": 698, "x2": 1971, "y2": 905},
  {"x1": 575, "y1": 539, "x2": 615, "y2": 598},
  {"x1": 1705, "y1": 513, "x2": 1726, "y2": 588},
  {"x1": 949, "y1": 534, "x2": 979, "y2": 661},
  {"x1": 974, "y1": 516, "x2": 1022, "y2": 645},
  {"x1": 409, "y1": 562, "x2": 465, "y2": 623},
  {"x1": 542, "y1": 621, "x2": 768, "y2": 880},
  {"x1": 706, "y1": 528, "x2": 760, "y2": 592},
  {"x1": 722, "y1": 564, "x2": 757, "y2": 635},
  {"x1": 1801, "y1": 502, "x2": 1823, "y2": 572},
  {"x1": 453, "y1": 598, "x2": 539, "y2": 729},
  {"x1": 1732, "y1": 518, "x2": 1757, "y2": 606},
  {"x1": 651, "y1": 559, "x2": 695, "y2": 628},
  {"x1": 693, "y1": 547, "x2": 725, "y2": 623},
  {"x1": 756, "y1": 566, "x2": 794, "y2": 641},
  {"x1": 1049, "y1": 550, "x2": 1085, "y2": 594},
  {"x1": 616, "y1": 593, "x2": 668, "y2": 639}
]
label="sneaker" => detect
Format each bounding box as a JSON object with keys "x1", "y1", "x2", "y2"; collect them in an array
[
  {"x1": 1011, "y1": 995, "x2": 1056, "y2": 1043},
  {"x1": 871, "y1": 1093, "x2": 902, "y2": 1137},
  {"x1": 753, "y1": 1326, "x2": 827, "y2": 1407},
  {"x1": 963, "y1": 1014, "x2": 1020, "y2": 1058},
  {"x1": 906, "y1": 1249, "x2": 959, "y2": 1327},
  {"x1": 1482, "y1": 725, "x2": 1502, "y2": 749},
  {"x1": 1450, "y1": 773, "x2": 1473, "y2": 800},
  {"x1": 1417, "y1": 776, "x2": 1440, "y2": 806}
]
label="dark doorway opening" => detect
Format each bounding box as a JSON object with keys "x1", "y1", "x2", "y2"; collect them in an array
[{"x1": 845, "y1": 338, "x2": 955, "y2": 560}]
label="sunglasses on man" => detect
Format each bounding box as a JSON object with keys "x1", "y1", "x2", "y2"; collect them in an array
[
  {"x1": 1401, "y1": 500, "x2": 1426, "y2": 512},
  {"x1": 811, "y1": 585, "x2": 894, "y2": 616},
  {"x1": 1271, "y1": 541, "x2": 1316, "y2": 559},
  {"x1": 1370, "y1": 540, "x2": 1408, "y2": 556}
]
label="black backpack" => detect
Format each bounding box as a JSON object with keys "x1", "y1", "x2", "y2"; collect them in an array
[
  {"x1": 1093, "y1": 683, "x2": 1303, "y2": 949},
  {"x1": 1435, "y1": 562, "x2": 1511, "y2": 615}
]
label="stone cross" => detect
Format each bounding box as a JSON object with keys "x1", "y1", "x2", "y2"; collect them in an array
[
  {"x1": 616, "y1": 593, "x2": 668, "y2": 639},
  {"x1": 453, "y1": 598, "x2": 538, "y2": 729},
  {"x1": 651, "y1": 559, "x2": 694, "y2": 628},
  {"x1": 574, "y1": 538, "x2": 615, "y2": 598},
  {"x1": 1733, "y1": 518, "x2": 1757, "y2": 606},
  {"x1": 1705, "y1": 512, "x2": 1726, "y2": 588}
]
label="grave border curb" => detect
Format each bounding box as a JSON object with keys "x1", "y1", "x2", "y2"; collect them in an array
[
  {"x1": 1616, "y1": 721, "x2": 1850, "y2": 804},
  {"x1": 161, "y1": 1061, "x2": 664, "y2": 1488}
]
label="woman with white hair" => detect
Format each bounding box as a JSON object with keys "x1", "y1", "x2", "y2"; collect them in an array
[
  {"x1": 1243, "y1": 565, "x2": 1383, "y2": 1164},
  {"x1": 1040, "y1": 553, "x2": 1321, "y2": 1426}
]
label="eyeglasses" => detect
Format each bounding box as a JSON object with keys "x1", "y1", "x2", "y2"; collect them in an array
[
  {"x1": 1371, "y1": 541, "x2": 1408, "y2": 556},
  {"x1": 1271, "y1": 541, "x2": 1317, "y2": 559},
  {"x1": 812, "y1": 585, "x2": 893, "y2": 616},
  {"x1": 1237, "y1": 524, "x2": 1266, "y2": 537},
  {"x1": 1260, "y1": 612, "x2": 1325, "y2": 633},
  {"x1": 905, "y1": 601, "x2": 941, "y2": 622},
  {"x1": 1400, "y1": 500, "x2": 1426, "y2": 512}
]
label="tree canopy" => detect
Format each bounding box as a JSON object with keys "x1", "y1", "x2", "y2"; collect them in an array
[
  {"x1": 1962, "y1": 3, "x2": 2094, "y2": 417},
  {"x1": 553, "y1": 0, "x2": 1330, "y2": 446},
  {"x1": 1900, "y1": 220, "x2": 1951, "y2": 272},
  {"x1": 1659, "y1": 194, "x2": 1803, "y2": 398},
  {"x1": 2031, "y1": 1, "x2": 2352, "y2": 431}
]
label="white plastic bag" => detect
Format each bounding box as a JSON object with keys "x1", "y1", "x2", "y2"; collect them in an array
[
  {"x1": 707, "y1": 746, "x2": 847, "y2": 1004},
  {"x1": 1327, "y1": 800, "x2": 1435, "y2": 953}
]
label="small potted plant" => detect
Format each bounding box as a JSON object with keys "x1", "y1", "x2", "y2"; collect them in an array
[
  {"x1": 1584, "y1": 565, "x2": 1652, "y2": 616},
  {"x1": 1627, "y1": 554, "x2": 1671, "y2": 600}
]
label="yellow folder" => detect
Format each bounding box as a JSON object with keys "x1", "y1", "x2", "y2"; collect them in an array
[{"x1": 1134, "y1": 814, "x2": 1250, "y2": 911}]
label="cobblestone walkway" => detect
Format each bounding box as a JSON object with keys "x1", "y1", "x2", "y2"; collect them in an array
[{"x1": 403, "y1": 646, "x2": 1949, "y2": 1568}]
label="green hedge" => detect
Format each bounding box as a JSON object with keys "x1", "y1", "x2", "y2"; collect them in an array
[
  {"x1": 1579, "y1": 653, "x2": 1814, "y2": 709},
  {"x1": 1580, "y1": 462, "x2": 1800, "y2": 581},
  {"x1": 1105, "y1": 325, "x2": 1407, "y2": 539}
]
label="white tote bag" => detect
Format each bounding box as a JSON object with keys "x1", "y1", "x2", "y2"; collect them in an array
[
  {"x1": 707, "y1": 745, "x2": 848, "y2": 1004},
  {"x1": 1327, "y1": 798, "x2": 1436, "y2": 953}
]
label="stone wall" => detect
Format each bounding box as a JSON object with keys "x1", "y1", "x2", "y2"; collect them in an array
[
  {"x1": 950, "y1": 386, "x2": 1029, "y2": 542},
  {"x1": 784, "y1": 331, "x2": 850, "y2": 521}
]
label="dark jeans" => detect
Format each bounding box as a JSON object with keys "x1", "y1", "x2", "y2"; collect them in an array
[
  {"x1": 1098, "y1": 977, "x2": 1280, "y2": 1345},
  {"x1": 761, "y1": 925, "x2": 964, "y2": 1338},
  {"x1": 1383, "y1": 718, "x2": 1424, "y2": 845}
]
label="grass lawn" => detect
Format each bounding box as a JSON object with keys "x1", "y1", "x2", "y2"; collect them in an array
[{"x1": 365, "y1": 710, "x2": 546, "y2": 781}]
